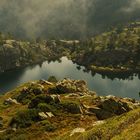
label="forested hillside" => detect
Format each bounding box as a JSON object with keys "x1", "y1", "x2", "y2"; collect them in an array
[{"x1": 69, "y1": 22, "x2": 140, "y2": 73}]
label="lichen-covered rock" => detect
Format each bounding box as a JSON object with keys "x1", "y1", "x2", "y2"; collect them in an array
[
  {"x1": 46, "y1": 112, "x2": 54, "y2": 118},
  {"x1": 70, "y1": 127, "x2": 85, "y2": 136},
  {"x1": 4, "y1": 98, "x2": 19, "y2": 105},
  {"x1": 39, "y1": 112, "x2": 48, "y2": 120},
  {"x1": 50, "y1": 95, "x2": 61, "y2": 103},
  {"x1": 39, "y1": 80, "x2": 54, "y2": 85}
]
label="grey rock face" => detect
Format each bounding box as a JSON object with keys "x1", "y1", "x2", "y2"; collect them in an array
[{"x1": 0, "y1": 39, "x2": 49, "y2": 73}]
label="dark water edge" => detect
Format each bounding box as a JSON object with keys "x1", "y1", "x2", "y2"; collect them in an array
[{"x1": 0, "y1": 57, "x2": 140, "y2": 100}]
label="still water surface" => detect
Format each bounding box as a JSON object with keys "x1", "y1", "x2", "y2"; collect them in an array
[{"x1": 0, "y1": 57, "x2": 140, "y2": 100}]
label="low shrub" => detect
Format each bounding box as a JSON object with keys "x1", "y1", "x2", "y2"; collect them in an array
[
  {"x1": 45, "y1": 123, "x2": 56, "y2": 132},
  {"x1": 61, "y1": 101, "x2": 82, "y2": 114},
  {"x1": 37, "y1": 103, "x2": 51, "y2": 112},
  {"x1": 16, "y1": 84, "x2": 44, "y2": 104},
  {"x1": 28, "y1": 94, "x2": 53, "y2": 109},
  {"x1": 10, "y1": 109, "x2": 39, "y2": 128},
  {"x1": 40, "y1": 120, "x2": 57, "y2": 132},
  {"x1": 48, "y1": 76, "x2": 58, "y2": 83}
]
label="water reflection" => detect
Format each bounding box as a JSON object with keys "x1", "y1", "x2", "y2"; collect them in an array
[
  {"x1": 0, "y1": 57, "x2": 140, "y2": 100},
  {"x1": 76, "y1": 65, "x2": 140, "y2": 81}
]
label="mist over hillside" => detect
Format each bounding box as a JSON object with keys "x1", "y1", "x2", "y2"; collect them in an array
[{"x1": 0, "y1": 0, "x2": 140, "y2": 40}]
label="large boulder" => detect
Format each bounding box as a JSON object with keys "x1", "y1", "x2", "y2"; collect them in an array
[
  {"x1": 99, "y1": 96, "x2": 140, "y2": 115},
  {"x1": 98, "y1": 98, "x2": 129, "y2": 115},
  {"x1": 88, "y1": 107, "x2": 115, "y2": 120}
]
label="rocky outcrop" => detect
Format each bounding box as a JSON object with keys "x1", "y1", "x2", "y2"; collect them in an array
[
  {"x1": 56, "y1": 78, "x2": 90, "y2": 95},
  {"x1": 12, "y1": 79, "x2": 140, "y2": 120},
  {"x1": 0, "y1": 41, "x2": 21, "y2": 72},
  {"x1": 83, "y1": 95, "x2": 140, "y2": 120},
  {"x1": 0, "y1": 39, "x2": 50, "y2": 73}
]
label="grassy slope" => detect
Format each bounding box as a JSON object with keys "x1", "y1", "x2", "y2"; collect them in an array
[
  {"x1": 56, "y1": 108, "x2": 140, "y2": 140},
  {"x1": 0, "y1": 82, "x2": 97, "y2": 140},
  {"x1": 0, "y1": 80, "x2": 140, "y2": 140}
]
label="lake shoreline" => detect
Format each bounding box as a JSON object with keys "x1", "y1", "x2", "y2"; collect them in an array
[{"x1": 0, "y1": 57, "x2": 140, "y2": 100}]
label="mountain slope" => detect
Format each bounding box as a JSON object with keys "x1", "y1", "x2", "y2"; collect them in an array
[
  {"x1": 57, "y1": 107, "x2": 140, "y2": 140},
  {"x1": 0, "y1": 78, "x2": 139, "y2": 140}
]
